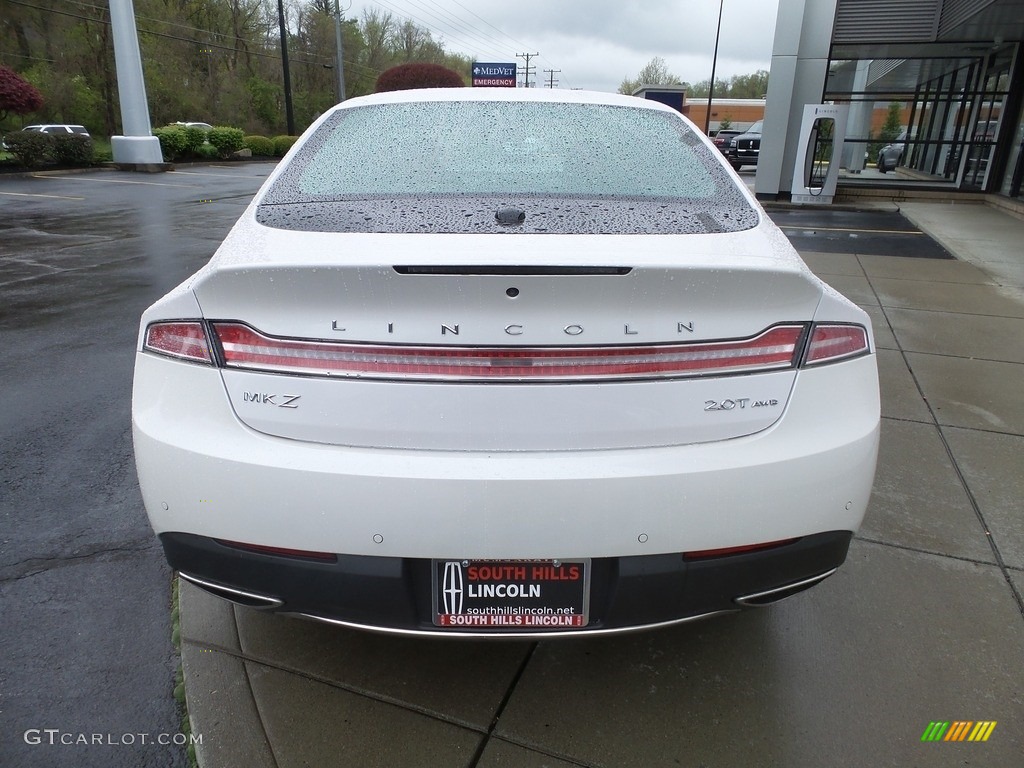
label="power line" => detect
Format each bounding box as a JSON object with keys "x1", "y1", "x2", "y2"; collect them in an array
[
  {"x1": 368, "y1": 0, "x2": 572, "y2": 87},
  {"x1": 367, "y1": 0, "x2": 508, "y2": 60},
  {"x1": 435, "y1": 1, "x2": 573, "y2": 88},
  {"x1": 396, "y1": 0, "x2": 512, "y2": 57},
  {"x1": 416, "y1": 0, "x2": 518, "y2": 56},
  {"x1": 543, "y1": 68, "x2": 560, "y2": 89}
]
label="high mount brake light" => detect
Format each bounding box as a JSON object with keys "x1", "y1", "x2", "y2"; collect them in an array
[
  {"x1": 143, "y1": 322, "x2": 213, "y2": 364},
  {"x1": 210, "y1": 322, "x2": 806, "y2": 382},
  {"x1": 804, "y1": 324, "x2": 870, "y2": 366}
]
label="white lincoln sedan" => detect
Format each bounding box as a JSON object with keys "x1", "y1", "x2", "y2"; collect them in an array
[{"x1": 133, "y1": 88, "x2": 879, "y2": 637}]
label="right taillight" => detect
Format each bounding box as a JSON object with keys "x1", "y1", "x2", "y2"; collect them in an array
[{"x1": 803, "y1": 324, "x2": 870, "y2": 366}]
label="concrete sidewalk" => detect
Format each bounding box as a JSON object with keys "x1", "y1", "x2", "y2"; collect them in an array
[{"x1": 179, "y1": 200, "x2": 1024, "y2": 768}]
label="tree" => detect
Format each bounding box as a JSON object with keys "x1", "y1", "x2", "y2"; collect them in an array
[
  {"x1": 618, "y1": 56, "x2": 684, "y2": 95},
  {"x1": 0, "y1": 65, "x2": 43, "y2": 122},
  {"x1": 0, "y1": 1, "x2": 468, "y2": 136},
  {"x1": 689, "y1": 70, "x2": 769, "y2": 99},
  {"x1": 880, "y1": 102, "x2": 902, "y2": 141},
  {"x1": 375, "y1": 62, "x2": 465, "y2": 92}
]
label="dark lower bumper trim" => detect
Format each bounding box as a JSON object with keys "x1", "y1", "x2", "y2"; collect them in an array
[{"x1": 160, "y1": 530, "x2": 852, "y2": 635}]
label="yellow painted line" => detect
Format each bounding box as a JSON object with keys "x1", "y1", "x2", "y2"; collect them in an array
[
  {"x1": 30, "y1": 174, "x2": 196, "y2": 188},
  {"x1": 778, "y1": 225, "x2": 924, "y2": 235},
  {"x1": 0, "y1": 190, "x2": 85, "y2": 200},
  {"x1": 168, "y1": 170, "x2": 265, "y2": 179}
]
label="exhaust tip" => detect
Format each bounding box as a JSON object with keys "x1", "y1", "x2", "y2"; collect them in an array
[
  {"x1": 734, "y1": 568, "x2": 838, "y2": 607},
  {"x1": 179, "y1": 572, "x2": 283, "y2": 610}
]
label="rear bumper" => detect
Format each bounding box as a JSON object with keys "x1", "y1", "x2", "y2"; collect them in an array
[
  {"x1": 165, "y1": 530, "x2": 853, "y2": 637},
  {"x1": 134, "y1": 342, "x2": 878, "y2": 636},
  {"x1": 730, "y1": 150, "x2": 760, "y2": 166},
  {"x1": 134, "y1": 352, "x2": 879, "y2": 561}
]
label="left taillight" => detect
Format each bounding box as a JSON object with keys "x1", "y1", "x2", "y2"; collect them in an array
[
  {"x1": 803, "y1": 324, "x2": 870, "y2": 366},
  {"x1": 143, "y1": 321, "x2": 213, "y2": 364}
]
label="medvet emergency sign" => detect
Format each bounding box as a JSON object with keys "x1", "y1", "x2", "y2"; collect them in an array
[{"x1": 472, "y1": 62, "x2": 517, "y2": 87}]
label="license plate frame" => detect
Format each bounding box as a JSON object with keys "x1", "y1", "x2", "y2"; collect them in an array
[{"x1": 432, "y1": 559, "x2": 590, "y2": 630}]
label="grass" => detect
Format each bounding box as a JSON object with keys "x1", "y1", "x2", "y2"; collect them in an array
[{"x1": 170, "y1": 576, "x2": 199, "y2": 768}]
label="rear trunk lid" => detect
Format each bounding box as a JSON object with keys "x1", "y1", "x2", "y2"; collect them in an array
[{"x1": 191, "y1": 223, "x2": 823, "y2": 451}]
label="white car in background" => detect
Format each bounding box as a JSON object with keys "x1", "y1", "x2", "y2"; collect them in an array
[
  {"x1": 21, "y1": 123, "x2": 91, "y2": 136},
  {"x1": 133, "y1": 88, "x2": 879, "y2": 637}
]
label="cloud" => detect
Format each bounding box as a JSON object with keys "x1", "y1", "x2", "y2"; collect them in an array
[{"x1": 349, "y1": 0, "x2": 780, "y2": 92}]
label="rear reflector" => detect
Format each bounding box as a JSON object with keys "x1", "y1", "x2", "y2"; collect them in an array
[
  {"x1": 804, "y1": 324, "x2": 870, "y2": 366},
  {"x1": 215, "y1": 539, "x2": 338, "y2": 562},
  {"x1": 144, "y1": 322, "x2": 213, "y2": 364},
  {"x1": 684, "y1": 538, "x2": 800, "y2": 560},
  {"x1": 211, "y1": 322, "x2": 806, "y2": 381}
]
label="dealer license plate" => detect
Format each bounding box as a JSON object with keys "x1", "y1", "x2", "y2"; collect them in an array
[{"x1": 433, "y1": 559, "x2": 590, "y2": 629}]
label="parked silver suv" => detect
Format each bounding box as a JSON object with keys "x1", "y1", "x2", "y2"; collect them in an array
[{"x1": 21, "y1": 124, "x2": 91, "y2": 137}]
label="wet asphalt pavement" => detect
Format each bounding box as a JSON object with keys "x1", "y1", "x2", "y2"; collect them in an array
[
  {"x1": 0, "y1": 165, "x2": 991, "y2": 766},
  {"x1": 0, "y1": 164, "x2": 276, "y2": 768}
]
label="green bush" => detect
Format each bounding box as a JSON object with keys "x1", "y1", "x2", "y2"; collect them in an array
[
  {"x1": 91, "y1": 136, "x2": 112, "y2": 163},
  {"x1": 182, "y1": 125, "x2": 208, "y2": 154},
  {"x1": 196, "y1": 143, "x2": 218, "y2": 159},
  {"x1": 4, "y1": 131, "x2": 52, "y2": 165},
  {"x1": 207, "y1": 126, "x2": 245, "y2": 158},
  {"x1": 51, "y1": 133, "x2": 94, "y2": 164},
  {"x1": 244, "y1": 135, "x2": 274, "y2": 156},
  {"x1": 153, "y1": 125, "x2": 188, "y2": 160},
  {"x1": 272, "y1": 134, "x2": 298, "y2": 157}
]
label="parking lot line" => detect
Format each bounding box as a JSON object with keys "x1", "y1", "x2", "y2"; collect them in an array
[
  {"x1": 0, "y1": 190, "x2": 84, "y2": 201},
  {"x1": 29, "y1": 174, "x2": 196, "y2": 188},
  {"x1": 169, "y1": 170, "x2": 269, "y2": 179}
]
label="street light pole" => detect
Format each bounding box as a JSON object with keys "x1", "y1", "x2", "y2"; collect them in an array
[
  {"x1": 334, "y1": 0, "x2": 346, "y2": 103},
  {"x1": 277, "y1": 0, "x2": 295, "y2": 135},
  {"x1": 704, "y1": 0, "x2": 724, "y2": 135}
]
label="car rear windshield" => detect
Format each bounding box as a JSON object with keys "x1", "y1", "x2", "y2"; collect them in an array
[{"x1": 258, "y1": 100, "x2": 759, "y2": 234}]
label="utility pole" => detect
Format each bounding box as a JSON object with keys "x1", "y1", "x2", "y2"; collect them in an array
[
  {"x1": 277, "y1": 0, "x2": 295, "y2": 135},
  {"x1": 333, "y1": 0, "x2": 346, "y2": 103},
  {"x1": 705, "y1": 0, "x2": 724, "y2": 134},
  {"x1": 544, "y1": 69, "x2": 560, "y2": 89},
  {"x1": 517, "y1": 52, "x2": 538, "y2": 88}
]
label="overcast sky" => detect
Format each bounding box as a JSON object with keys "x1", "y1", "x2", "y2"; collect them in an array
[{"x1": 345, "y1": 0, "x2": 781, "y2": 92}]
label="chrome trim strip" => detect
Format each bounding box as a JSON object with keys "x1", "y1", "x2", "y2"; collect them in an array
[
  {"x1": 733, "y1": 567, "x2": 838, "y2": 607},
  {"x1": 290, "y1": 609, "x2": 736, "y2": 639},
  {"x1": 178, "y1": 572, "x2": 284, "y2": 609}
]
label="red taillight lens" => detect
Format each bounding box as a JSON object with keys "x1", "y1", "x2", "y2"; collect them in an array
[
  {"x1": 215, "y1": 539, "x2": 337, "y2": 562},
  {"x1": 804, "y1": 324, "x2": 869, "y2": 366},
  {"x1": 143, "y1": 321, "x2": 213, "y2": 364},
  {"x1": 684, "y1": 538, "x2": 800, "y2": 560},
  {"x1": 211, "y1": 322, "x2": 806, "y2": 381}
]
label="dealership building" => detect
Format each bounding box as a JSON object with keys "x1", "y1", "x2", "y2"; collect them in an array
[{"x1": 755, "y1": 0, "x2": 1024, "y2": 203}]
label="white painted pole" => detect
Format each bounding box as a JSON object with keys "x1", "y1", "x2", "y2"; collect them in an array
[{"x1": 109, "y1": 0, "x2": 164, "y2": 165}]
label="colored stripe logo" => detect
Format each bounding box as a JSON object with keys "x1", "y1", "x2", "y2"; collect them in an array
[{"x1": 921, "y1": 721, "x2": 996, "y2": 742}]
